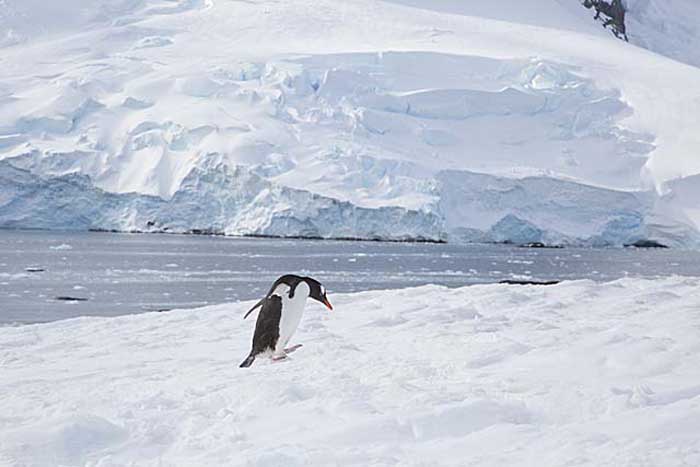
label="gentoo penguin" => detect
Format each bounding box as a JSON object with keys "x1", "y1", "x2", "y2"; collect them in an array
[{"x1": 239, "y1": 274, "x2": 332, "y2": 368}]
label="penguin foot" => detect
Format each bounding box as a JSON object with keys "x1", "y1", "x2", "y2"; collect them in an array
[
  {"x1": 284, "y1": 344, "x2": 303, "y2": 354},
  {"x1": 271, "y1": 354, "x2": 288, "y2": 362}
]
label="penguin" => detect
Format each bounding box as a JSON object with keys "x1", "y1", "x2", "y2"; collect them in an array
[{"x1": 239, "y1": 274, "x2": 333, "y2": 368}]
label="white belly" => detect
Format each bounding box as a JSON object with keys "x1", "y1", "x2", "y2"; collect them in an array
[{"x1": 272, "y1": 281, "x2": 309, "y2": 353}]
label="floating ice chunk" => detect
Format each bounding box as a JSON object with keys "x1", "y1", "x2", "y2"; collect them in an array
[{"x1": 50, "y1": 243, "x2": 73, "y2": 250}]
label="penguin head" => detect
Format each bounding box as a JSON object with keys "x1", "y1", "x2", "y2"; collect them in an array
[{"x1": 305, "y1": 277, "x2": 333, "y2": 311}]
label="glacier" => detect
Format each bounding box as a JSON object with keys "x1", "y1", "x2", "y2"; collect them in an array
[
  {"x1": 0, "y1": 158, "x2": 444, "y2": 241},
  {"x1": 0, "y1": 0, "x2": 699, "y2": 247},
  {"x1": 5, "y1": 157, "x2": 698, "y2": 247}
]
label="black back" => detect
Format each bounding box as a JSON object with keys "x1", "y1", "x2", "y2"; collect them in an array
[
  {"x1": 251, "y1": 295, "x2": 282, "y2": 354},
  {"x1": 266, "y1": 274, "x2": 327, "y2": 301},
  {"x1": 265, "y1": 274, "x2": 306, "y2": 299},
  {"x1": 243, "y1": 274, "x2": 320, "y2": 319},
  {"x1": 240, "y1": 294, "x2": 282, "y2": 367}
]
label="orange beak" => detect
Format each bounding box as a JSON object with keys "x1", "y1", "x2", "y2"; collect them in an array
[{"x1": 322, "y1": 297, "x2": 333, "y2": 311}]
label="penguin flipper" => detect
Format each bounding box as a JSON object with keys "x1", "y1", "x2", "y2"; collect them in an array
[
  {"x1": 244, "y1": 276, "x2": 294, "y2": 319},
  {"x1": 243, "y1": 298, "x2": 265, "y2": 319}
]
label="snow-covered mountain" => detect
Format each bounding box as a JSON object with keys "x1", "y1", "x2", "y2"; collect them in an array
[{"x1": 1, "y1": 0, "x2": 699, "y2": 246}]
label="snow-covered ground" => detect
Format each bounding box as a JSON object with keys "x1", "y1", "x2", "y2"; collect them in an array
[
  {"x1": 2, "y1": 278, "x2": 700, "y2": 466},
  {"x1": 1, "y1": 0, "x2": 700, "y2": 246}
]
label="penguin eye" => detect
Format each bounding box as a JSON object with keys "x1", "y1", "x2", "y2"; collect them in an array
[{"x1": 320, "y1": 285, "x2": 326, "y2": 295}]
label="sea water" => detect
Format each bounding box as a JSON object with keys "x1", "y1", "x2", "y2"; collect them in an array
[{"x1": 2, "y1": 230, "x2": 699, "y2": 324}]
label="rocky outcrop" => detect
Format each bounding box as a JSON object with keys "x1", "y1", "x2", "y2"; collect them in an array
[{"x1": 583, "y1": 0, "x2": 628, "y2": 41}]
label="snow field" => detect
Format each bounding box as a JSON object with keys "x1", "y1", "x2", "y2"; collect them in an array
[{"x1": 2, "y1": 277, "x2": 700, "y2": 466}]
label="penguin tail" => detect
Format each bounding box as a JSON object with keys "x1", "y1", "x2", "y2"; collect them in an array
[{"x1": 239, "y1": 354, "x2": 256, "y2": 368}]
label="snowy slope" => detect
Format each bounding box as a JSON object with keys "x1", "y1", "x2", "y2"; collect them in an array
[
  {"x1": 578, "y1": 0, "x2": 700, "y2": 68},
  {"x1": 624, "y1": 0, "x2": 700, "y2": 68},
  {"x1": 2, "y1": 278, "x2": 700, "y2": 466},
  {"x1": 0, "y1": 0, "x2": 699, "y2": 245}
]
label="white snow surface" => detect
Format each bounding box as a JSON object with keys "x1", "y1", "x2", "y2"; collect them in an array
[
  {"x1": 2, "y1": 278, "x2": 700, "y2": 466},
  {"x1": 1, "y1": 0, "x2": 700, "y2": 245}
]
